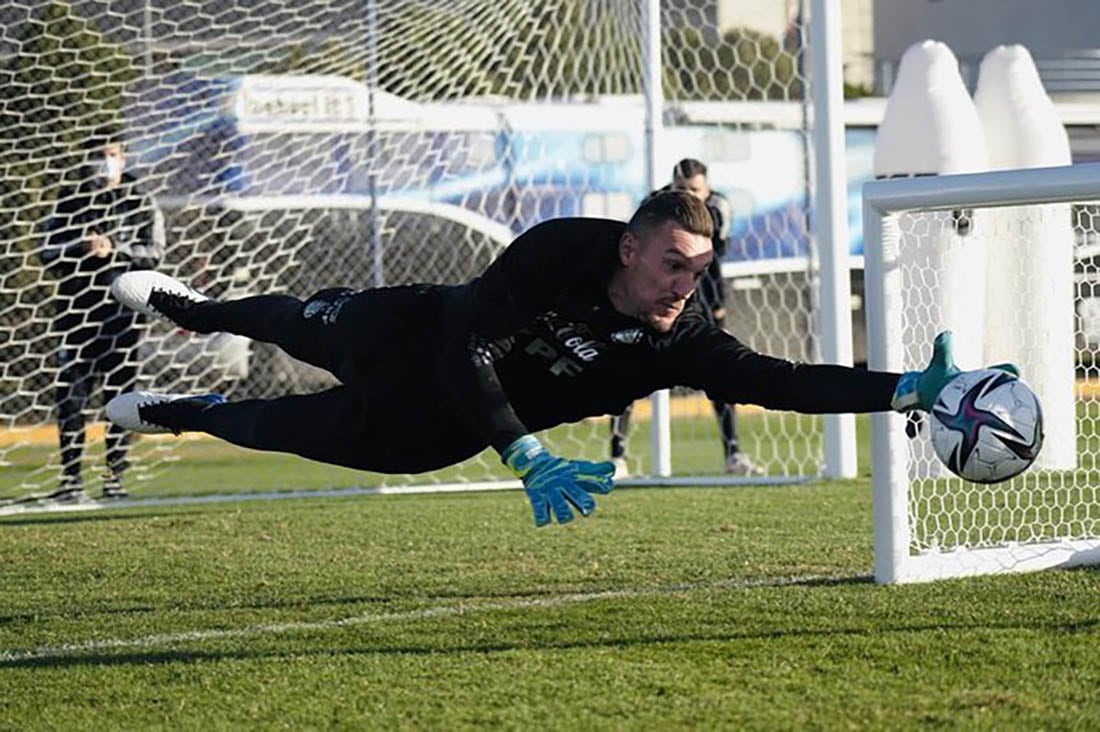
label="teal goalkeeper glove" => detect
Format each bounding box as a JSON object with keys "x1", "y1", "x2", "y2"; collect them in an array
[
  {"x1": 503, "y1": 435, "x2": 615, "y2": 527},
  {"x1": 891, "y1": 331, "x2": 1020, "y2": 412}
]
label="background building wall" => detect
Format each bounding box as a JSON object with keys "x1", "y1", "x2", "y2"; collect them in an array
[
  {"x1": 874, "y1": 0, "x2": 1100, "y2": 61},
  {"x1": 873, "y1": 0, "x2": 1100, "y2": 95}
]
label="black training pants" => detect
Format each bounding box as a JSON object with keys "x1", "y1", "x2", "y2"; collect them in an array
[
  {"x1": 56, "y1": 332, "x2": 139, "y2": 478},
  {"x1": 175, "y1": 287, "x2": 486, "y2": 474}
]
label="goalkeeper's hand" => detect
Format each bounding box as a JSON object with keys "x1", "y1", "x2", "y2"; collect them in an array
[
  {"x1": 891, "y1": 331, "x2": 1020, "y2": 412},
  {"x1": 503, "y1": 435, "x2": 615, "y2": 527}
]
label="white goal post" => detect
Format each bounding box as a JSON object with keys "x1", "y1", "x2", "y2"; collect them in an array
[{"x1": 863, "y1": 163, "x2": 1100, "y2": 583}]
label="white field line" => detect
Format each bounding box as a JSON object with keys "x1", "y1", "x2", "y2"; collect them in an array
[
  {"x1": 0, "y1": 574, "x2": 855, "y2": 664},
  {"x1": 0, "y1": 483, "x2": 520, "y2": 518},
  {"x1": 0, "y1": 484, "x2": 522, "y2": 518}
]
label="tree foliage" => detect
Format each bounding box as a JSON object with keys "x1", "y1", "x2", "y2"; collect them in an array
[
  {"x1": 368, "y1": 2, "x2": 800, "y2": 103},
  {"x1": 0, "y1": 0, "x2": 138, "y2": 376},
  {"x1": 664, "y1": 25, "x2": 803, "y2": 102},
  {"x1": 0, "y1": 0, "x2": 138, "y2": 249}
]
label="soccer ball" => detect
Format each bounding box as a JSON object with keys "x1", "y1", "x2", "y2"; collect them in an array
[{"x1": 928, "y1": 369, "x2": 1044, "y2": 483}]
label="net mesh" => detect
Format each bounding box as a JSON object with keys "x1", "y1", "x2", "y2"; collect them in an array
[
  {"x1": 1, "y1": 0, "x2": 822, "y2": 499},
  {"x1": 896, "y1": 203, "x2": 1100, "y2": 553}
]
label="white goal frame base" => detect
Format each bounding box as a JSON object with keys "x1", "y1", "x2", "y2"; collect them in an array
[
  {"x1": 884, "y1": 540, "x2": 1100, "y2": 584},
  {"x1": 864, "y1": 163, "x2": 1100, "y2": 584}
]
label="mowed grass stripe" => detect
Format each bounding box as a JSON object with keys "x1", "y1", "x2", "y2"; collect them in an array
[{"x1": 0, "y1": 573, "x2": 854, "y2": 664}]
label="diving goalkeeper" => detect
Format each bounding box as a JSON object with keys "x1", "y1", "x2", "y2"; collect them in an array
[{"x1": 106, "y1": 191, "x2": 1007, "y2": 526}]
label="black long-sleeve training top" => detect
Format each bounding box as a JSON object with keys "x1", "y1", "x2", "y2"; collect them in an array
[{"x1": 434, "y1": 217, "x2": 900, "y2": 454}]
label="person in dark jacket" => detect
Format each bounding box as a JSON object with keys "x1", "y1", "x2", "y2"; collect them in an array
[
  {"x1": 610, "y1": 158, "x2": 761, "y2": 477},
  {"x1": 38, "y1": 129, "x2": 165, "y2": 501}
]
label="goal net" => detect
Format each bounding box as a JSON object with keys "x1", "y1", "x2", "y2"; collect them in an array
[
  {"x1": 863, "y1": 165, "x2": 1100, "y2": 583},
  {"x1": 1, "y1": 0, "x2": 825, "y2": 504}
]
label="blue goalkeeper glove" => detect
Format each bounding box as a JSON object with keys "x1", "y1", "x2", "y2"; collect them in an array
[
  {"x1": 891, "y1": 331, "x2": 1020, "y2": 412},
  {"x1": 503, "y1": 435, "x2": 615, "y2": 527}
]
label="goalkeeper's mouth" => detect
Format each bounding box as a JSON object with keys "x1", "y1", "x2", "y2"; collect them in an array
[{"x1": 647, "y1": 301, "x2": 684, "y2": 329}]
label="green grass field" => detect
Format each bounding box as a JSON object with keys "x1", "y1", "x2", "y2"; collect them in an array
[{"x1": 2, "y1": 433, "x2": 1098, "y2": 729}]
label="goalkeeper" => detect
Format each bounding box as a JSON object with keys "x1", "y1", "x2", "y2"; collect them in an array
[{"x1": 105, "y1": 191, "x2": 1007, "y2": 526}]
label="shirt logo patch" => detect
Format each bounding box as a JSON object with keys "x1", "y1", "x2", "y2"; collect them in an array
[
  {"x1": 302, "y1": 290, "x2": 353, "y2": 325},
  {"x1": 610, "y1": 327, "x2": 644, "y2": 345},
  {"x1": 303, "y1": 301, "x2": 327, "y2": 320}
]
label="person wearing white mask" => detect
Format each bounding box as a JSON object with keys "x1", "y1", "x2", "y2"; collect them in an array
[{"x1": 38, "y1": 127, "x2": 165, "y2": 502}]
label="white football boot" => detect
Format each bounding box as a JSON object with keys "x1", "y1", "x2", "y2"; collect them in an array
[
  {"x1": 724, "y1": 452, "x2": 765, "y2": 477},
  {"x1": 106, "y1": 391, "x2": 226, "y2": 434},
  {"x1": 111, "y1": 271, "x2": 210, "y2": 324},
  {"x1": 611, "y1": 456, "x2": 630, "y2": 479}
]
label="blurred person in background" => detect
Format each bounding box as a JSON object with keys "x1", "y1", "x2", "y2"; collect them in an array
[
  {"x1": 610, "y1": 158, "x2": 762, "y2": 477},
  {"x1": 38, "y1": 127, "x2": 165, "y2": 501}
]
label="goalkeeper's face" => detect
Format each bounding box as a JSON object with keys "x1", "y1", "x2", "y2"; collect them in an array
[{"x1": 611, "y1": 221, "x2": 712, "y2": 333}]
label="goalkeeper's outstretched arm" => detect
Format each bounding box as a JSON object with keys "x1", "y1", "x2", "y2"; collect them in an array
[{"x1": 677, "y1": 326, "x2": 1016, "y2": 416}]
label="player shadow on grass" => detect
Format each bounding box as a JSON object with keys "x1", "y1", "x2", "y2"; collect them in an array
[
  {"x1": 1, "y1": 575, "x2": 883, "y2": 669},
  {"x1": 0, "y1": 575, "x2": 875, "y2": 631},
  {"x1": 0, "y1": 509, "x2": 206, "y2": 527},
  {"x1": 4, "y1": 611, "x2": 1096, "y2": 671},
  {"x1": 0, "y1": 583, "x2": 613, "y2": 629}
]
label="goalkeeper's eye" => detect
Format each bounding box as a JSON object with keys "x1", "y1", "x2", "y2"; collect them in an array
[{"x1": 665, "y1": 258, "x2": 687, "y2": 273}]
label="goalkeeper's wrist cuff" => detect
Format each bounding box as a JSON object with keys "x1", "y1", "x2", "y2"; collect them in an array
[
  {"x1": 891, "y1": 372, "x2": 920, "y2": 412},
  {"x1": 502, "y1": 435, "x2": 545, "y2": 477}
]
